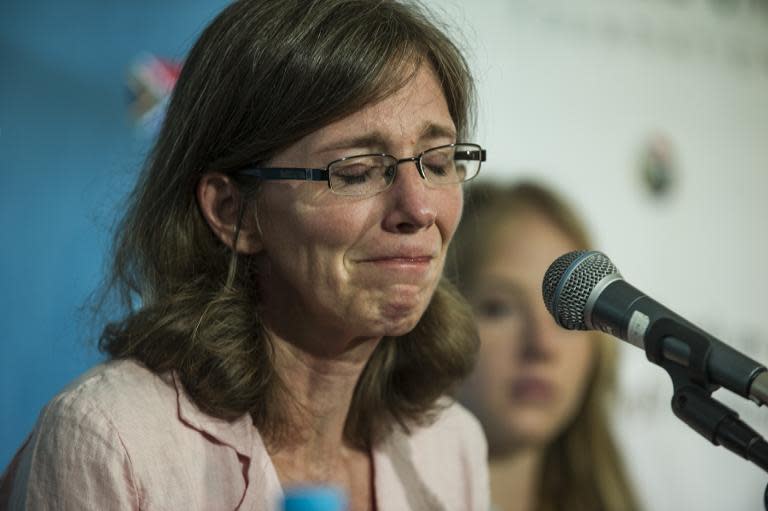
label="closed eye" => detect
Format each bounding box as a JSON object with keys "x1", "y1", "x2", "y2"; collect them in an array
[
  {"x1": 422, "y1": 153, "x2": 454, "y2": 177},
  {"x1": 334, "y1": 165, "x2": 374, "y2": 184}
]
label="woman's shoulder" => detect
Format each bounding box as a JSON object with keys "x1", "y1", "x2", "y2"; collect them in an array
[
  {"x1": 44, "y1": 358, "x2": 175, "y2": 428},
  {"x1": 37, "y1": 358, "x2": 242, "y2": 468},
  {"x1": 27, "y1": 358, "x2": 184, "y2": 477},
  {"x1": 0, "y1": 360, "x2": 166, "y2": 509},
  {"x1": 2, "y1": 359, "x2": 267, "y2": 510},
  {"x1": 57, "y1": 357, "x2": 172, "y2": 401}
]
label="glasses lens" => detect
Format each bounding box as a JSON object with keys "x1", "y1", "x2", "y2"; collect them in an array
[
  {"x1": 328, "y1": 155, "x2": 396, "y2": 196},
  {"x1": 421, "y1": 144, "x2": 482, "y2": 185}
]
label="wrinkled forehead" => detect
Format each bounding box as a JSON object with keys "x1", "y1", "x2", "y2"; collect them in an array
[
  {"x1": 267, "y1": 63, "x2": 456, "y2": 167},
  {"x1": 316, "y1": 67, "x2": 455, "y2": 144}
]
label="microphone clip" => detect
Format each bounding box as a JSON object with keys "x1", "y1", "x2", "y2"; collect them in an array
[{"x1": 644, "y1": 320, "x2": 768, "y2": 483}]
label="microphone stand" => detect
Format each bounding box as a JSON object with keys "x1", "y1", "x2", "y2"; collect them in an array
[{"x1": 643, "y1": 324, "x2": 768, "y2": 509}]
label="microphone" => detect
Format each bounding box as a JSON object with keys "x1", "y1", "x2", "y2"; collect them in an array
[{"x1": 542, "y1": 250, "x2": 768, "y2": 406}]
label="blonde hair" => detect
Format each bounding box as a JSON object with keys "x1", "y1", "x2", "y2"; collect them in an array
[{"x1": 448, "y1": 181, "x2": 640, "y2": 511}]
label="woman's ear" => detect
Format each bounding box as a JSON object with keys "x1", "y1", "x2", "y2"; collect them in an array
[{"x1": 197, "y1": 172, "x2": 262, "y2": 254}]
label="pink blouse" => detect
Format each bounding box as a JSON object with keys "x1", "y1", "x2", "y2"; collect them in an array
[{"x1": 0, "y1": 359, "x2": 489, "y2": 510}]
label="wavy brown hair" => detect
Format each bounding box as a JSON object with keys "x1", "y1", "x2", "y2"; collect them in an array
[
  {"x1": 448, "y1": 181, "x2": 640, "y2": 511},
  {"x1": 98, "y1": 0, "x2": 479, "y2": 449}
]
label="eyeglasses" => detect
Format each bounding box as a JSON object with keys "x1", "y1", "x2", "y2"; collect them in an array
[{"x1": 234, "y1": 143, "x2": 486, "y2": 197}]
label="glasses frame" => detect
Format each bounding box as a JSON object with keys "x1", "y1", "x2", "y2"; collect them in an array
[{"x1": 233, "y1": 143, "x2": 486, "y2": 196}]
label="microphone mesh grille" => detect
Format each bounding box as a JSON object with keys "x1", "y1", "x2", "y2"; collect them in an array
[
  {"x1": 542, "y1": 250, "x2": 618, "y2": 330},
  {"x1": 542, "y1": 250, "x2": 585, "y2": 315}
]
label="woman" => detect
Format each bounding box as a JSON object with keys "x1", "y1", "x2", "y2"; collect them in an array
[
  {"x1": 449, "y1": 182, "x2": 639, "y2": 511},
  {"x1": 0, "y1": 1, "x2": 489, "y2": 509}
]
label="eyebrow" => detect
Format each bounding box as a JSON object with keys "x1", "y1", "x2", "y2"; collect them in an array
[
  {"x1": 316, "y1": 122, "x2": 457, "y2": 155},
  {"x1": 471, "y1": 277, "x2": 527, "y2": 299},
  {"x1": 419, "y1": 122, "x2": 457, "y2": 141},
  {"x1": 317, "y1": 133, "x2": 388, "y2": 154}
]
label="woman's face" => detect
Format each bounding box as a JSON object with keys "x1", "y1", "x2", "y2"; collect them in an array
[
  {"x1": 253, "y1": 64, "x2": 463, "y2": 352},
  {"x1": 460, "y1": 211, "x2": 596, "y2": 454}
]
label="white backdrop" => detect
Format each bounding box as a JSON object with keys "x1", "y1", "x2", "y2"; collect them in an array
[{"x1": 428, "y1": 0, "x2": 768, "y2": 509}]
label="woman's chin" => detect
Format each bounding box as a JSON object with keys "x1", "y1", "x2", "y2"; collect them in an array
[
  {"x1": 383, "y1": 319, "x2": 420, "y2": 337},
  {"x1": 340, "y1": 285, "x2": 434, "y2": 338},
  {"x1": 354, "y1": 307, "x2": 423, "y2": 339},
  {"x1": 379, "y1": 300, "x2": 430, "y2": 336}
]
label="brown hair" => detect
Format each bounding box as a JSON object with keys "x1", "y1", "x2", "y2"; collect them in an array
[
  {"x1": 98, "y1": 0, "x2": 478, "y2": 449},
  {"x1": 448, "y1": 181, "x2": 640, "y2": 511}
]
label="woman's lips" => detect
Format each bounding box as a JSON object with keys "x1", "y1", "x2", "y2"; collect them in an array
[
  {"x1": 365, "y1": 256, "x2": 433, "y2": 264},
  {"x1": 359, "y1": 256, "x2": 434, "y2": 279},
  {"x1": 510, "y1": 377, "x2": 556, "y2": 402}
]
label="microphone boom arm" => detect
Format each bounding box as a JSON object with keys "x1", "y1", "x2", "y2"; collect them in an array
[
  {"x1": 639, "y1": 304, "x2": 768, "y2": 481},
  {"x1": 662, "y1": 357, "x2": 768, "y2": 476}
]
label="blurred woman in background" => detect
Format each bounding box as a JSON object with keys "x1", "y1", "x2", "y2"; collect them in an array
[{"x1": 449, "y1": 181, "x2": 639, "y2": 511}]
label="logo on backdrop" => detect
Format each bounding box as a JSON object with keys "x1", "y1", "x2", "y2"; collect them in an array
[
  {"x1": 639, "y1": 133, "x2": 676, "y2": 199},
  {"x1": 126, "y1": 54, "x2": 182, "y2": 138}
]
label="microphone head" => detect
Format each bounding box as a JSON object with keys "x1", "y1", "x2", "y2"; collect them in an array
[{"x1": 542, "y1": 250, "x2": 620, "y2": 330}]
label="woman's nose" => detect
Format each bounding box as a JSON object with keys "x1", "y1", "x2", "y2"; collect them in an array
[
  {"x1": 521, "y1": 302, "x2": 561, "y2": 360},
  {"x1": 381, "y1": 160, "x2": 437, "y2": 233}
]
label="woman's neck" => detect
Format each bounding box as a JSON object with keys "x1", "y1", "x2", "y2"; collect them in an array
[
  {"x1": 489, "y1": 448, "x2": 544, "y2": 511},
  {"x1": 267, "y1": 331, "x2": 380, "y2": 508},
  {"x1": 272, "y1": 334, "x2": 376, "y2": 447}
]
